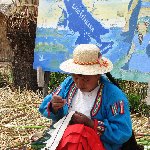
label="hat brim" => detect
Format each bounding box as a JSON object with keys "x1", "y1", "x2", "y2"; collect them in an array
[{"x1": 59, "y1": 57, "x2": 113, "y2": 75}]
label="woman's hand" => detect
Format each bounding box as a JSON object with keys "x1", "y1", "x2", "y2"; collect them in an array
[
  {"x1": 51, "y1": 95, "x2": 66, "y2": 114},
  {"x1": 70, "y1": 112, "x2": 94, "y2": 129}
]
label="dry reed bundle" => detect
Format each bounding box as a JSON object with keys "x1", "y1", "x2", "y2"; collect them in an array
[
  {"x1": 0, "y1": 86, "x2": 51, "y2": 149},
  {"x1": 132, "y1": 115, "x2": 150, "y2": 147}
]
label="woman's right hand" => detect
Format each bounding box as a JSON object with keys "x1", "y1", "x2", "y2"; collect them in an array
[{"x1": 51, "y1": 95, "x2": 66, "y2": 113}]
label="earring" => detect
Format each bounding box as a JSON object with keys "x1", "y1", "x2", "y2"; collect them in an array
[{"x1": 98, "y1": 80, "x2": 100, "y2": 86}]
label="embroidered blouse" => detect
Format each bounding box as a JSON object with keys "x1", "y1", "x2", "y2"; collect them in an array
[{"x1": 68, "y1": 85, "x2": 100, "y2": 118}]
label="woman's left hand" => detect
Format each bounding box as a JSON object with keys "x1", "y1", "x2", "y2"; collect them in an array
[{"x1": 70, "y1": 112, "x2": 94, "y2": 129}]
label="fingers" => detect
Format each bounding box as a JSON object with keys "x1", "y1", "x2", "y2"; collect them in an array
[
  {"x1": 75, "y1": 111, "x2": 84, "y2": 116},
  {"x1": 71, "y1": 112, "x2": 94, "y2": 128},
  {"x1": 52, "y1": 95, "x2": 64, "y2": 102},
  {"x1": 71, "y1": 112, "x2": 84, "y2": 124},
  {"x1": 51, "y1": 95, "x2": 66, "y2": 111}
]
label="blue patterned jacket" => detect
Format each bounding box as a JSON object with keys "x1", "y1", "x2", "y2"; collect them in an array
[{"x1": 39, "y1": 76, "x2": 132, "y2": 150}]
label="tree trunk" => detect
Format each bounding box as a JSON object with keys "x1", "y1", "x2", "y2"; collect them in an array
[{"x1": 7, "y1": 16, "x2": 38, "y2": 91}]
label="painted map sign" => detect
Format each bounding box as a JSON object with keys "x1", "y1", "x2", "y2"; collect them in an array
[{"x1": 34, "y1": 0, "x2": 150, "y2": 82}]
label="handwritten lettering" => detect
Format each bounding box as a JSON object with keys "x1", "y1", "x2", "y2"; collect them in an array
[{"x1": 72, "y1": 3, "x2": 94, "y2": 32}]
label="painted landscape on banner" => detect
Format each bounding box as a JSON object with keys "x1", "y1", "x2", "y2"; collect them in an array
[{"x1": 34, "y1": 0, "x2": 150, "y2": 82}]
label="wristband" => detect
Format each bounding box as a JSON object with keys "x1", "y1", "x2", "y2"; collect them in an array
[{"x1": 93, "y1": 119, "x2": 105, "y2": 136}]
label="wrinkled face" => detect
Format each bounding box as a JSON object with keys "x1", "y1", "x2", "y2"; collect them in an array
[{"x1": 72, "y1": 74, "x2": 100, "y2": 92}]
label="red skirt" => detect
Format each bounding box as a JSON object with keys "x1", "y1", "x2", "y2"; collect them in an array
[{"x1": 56, "y1": 124, "x2": 105, "y2": 150}]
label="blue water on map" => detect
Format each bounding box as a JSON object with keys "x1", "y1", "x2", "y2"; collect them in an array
[
  {"x1": 34, "y1": 0, "x2": 150, "y2": 76},
  {"x1": 58, "y1": 0, "x2": 113, "y2": 54},
  {"x1": 142, "y1": 2, "x2": 150, "y2": 7}
]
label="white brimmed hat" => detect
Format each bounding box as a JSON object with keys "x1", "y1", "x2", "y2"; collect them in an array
[{"x1": 60, "y1": 44, "x2": 113, "y2": 75}]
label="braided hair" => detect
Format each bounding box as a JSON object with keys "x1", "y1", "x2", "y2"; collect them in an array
[{"x1": 105, "y1": 72, "x2": 121, "y2": 89}]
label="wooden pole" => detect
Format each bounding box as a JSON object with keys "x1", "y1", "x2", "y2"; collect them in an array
[{"x1": 43, "y1": 71, "x2": 50, "y2": 97}]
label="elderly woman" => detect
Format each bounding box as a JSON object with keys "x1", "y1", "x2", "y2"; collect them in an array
[{"x1": 38, "y1": 44, "x2": 132, "y2": 150}]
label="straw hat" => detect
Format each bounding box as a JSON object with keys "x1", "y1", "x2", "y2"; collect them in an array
[{"x1": 60, "y1": 44, "x2": 113, "y2": 75}]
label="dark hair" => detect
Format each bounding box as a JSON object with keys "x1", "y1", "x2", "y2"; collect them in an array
[{"x1": 105, "y1": 72, "x2": 121, "y2": 89}]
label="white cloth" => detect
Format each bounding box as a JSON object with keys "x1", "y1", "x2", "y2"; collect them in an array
[
  {"x1": 69, "y1": 85, "x2": 100, "y2": 118},
  {"x1": 43, "y1": 111, "x2": 75, "y2": 150}
]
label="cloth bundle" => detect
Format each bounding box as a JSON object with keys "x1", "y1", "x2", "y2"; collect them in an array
[{"x1": 56, "y1": 124, "x2": 105, "y2": 150}]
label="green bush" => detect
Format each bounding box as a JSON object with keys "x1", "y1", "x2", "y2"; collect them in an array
[
  {"x1": 48, "y1": 72, "x2": 69, "y2": 91},
  {"x1": 138, "y1": 101, "x2": 150, "y2": 117},
  {"x1": 127, "y1": 93, "x2": 150, "y2": 117},
  {"x1": 127, "y1": 94, "x2": 141, "y2": 114}
]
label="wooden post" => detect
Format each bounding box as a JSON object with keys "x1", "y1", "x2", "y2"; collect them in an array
[
  {"x1": 43, "y1": 71, "x2": 50, "y2": 97},
  {"x1": 37, "y1": 67, "x2": 50, "y2": 97}
]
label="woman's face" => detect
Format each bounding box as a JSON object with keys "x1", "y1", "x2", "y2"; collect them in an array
[{"x1": 72, "y1": 74, "x2": 100, "y2": 92}]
